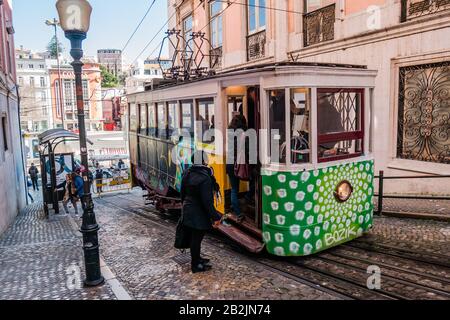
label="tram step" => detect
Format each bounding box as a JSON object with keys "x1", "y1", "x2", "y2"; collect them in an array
[
  {"x1": 217, "y1": 224, "x2": 265, "y2": 254},
  {"x1": 226, "y1": 215, "x2": 263, "y2": 240}
]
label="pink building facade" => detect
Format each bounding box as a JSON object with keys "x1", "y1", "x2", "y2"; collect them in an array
[{"x1": 168, "y1": 0, "x2": 450, "y2": 195}]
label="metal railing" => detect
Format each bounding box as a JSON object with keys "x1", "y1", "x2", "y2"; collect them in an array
[
  {"x1": 247, "y1": 30, "x2": 266, "y2": 61},
  {"x1": 92, "y1": 170, "x2": 132, "y2": 197},
  {"x1": 375, "y1": 170, "x2": 450, "y2": 215},
  {"x1": 401, "y1": 0, "x2": 450, "y2": 22},
  {"x1": 303, "y1": 4, "x2": 335, "y2": 47}
]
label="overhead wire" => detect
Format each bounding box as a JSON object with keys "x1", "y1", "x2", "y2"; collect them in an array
[{"x1": 122, "y1": 0, "x2": 157, "y2": 53}]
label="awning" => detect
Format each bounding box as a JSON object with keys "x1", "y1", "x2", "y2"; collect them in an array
[{"x1": 38, "y1": 129, "x2": 93, "y2": 145}]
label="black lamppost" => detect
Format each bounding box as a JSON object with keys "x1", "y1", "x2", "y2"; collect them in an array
[{"x1": 56, "y1": 0, "x2": 104, "y2": 287}]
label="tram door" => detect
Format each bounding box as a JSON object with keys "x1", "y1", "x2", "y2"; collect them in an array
[{"x1": 246, "y1": 87, "x2": 262, "y2": 228}]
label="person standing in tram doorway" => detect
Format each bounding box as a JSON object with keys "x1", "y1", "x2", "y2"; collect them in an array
[
  {"x1": 180, "y1": 151, "x2": 222, "y2": 274},
  {"x1": 227, "y1": 114, "x2": 252, "y2": 224}
]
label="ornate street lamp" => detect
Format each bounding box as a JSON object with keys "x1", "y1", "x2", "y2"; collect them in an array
[{"x1": 56, "y1": 0, "x2": 104, "y2": 287}]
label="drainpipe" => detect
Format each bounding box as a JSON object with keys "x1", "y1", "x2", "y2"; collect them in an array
[{"x1": 16, "y1": 85, "x2": 29, "y2": 206}]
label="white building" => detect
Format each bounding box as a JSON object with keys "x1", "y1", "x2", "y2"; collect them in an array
[
  {"x1": 125, "y1": 59, "x2": 164, "y2": 94},
  {"x1": 16, "y1": 50, "x2": 53, "y2": 133}
]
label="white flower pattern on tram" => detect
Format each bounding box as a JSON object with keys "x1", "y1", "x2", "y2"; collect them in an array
[
  {"x1": 276, "y1": 215, "x2": 286, "y2": 226},
  {"x1": 262, "y1": 160, "x2": 374, "y2": 257}
]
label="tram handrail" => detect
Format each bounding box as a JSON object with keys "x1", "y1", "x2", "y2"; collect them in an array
[{"x1": 374, "y1": 171, "x2": 450, "y2": 215}]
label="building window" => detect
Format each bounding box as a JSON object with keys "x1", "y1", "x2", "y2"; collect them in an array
[
  {"x1": 28, "y1": 64, "x2": 34, "y2": 69},
  {"x1": 401, "y1": 0, "x2": 450, "y2": 22},
  {"x1": 40, "y1": 77, "x2": 45, "y2": 87},
  {"x1": 183, "y1": 15, "x2": 193, "y2": 44},
  {"x1": 30, "y1": 77, "x2": 35, "y2": 87},
  {"x1": 210, "y1": 1, "x2": 223, "y2": 48},
  {"x1": 39, "y1": 64, "x2": 45, "y2": 69},
  {"x1": 397, "y1": 61, "x2": 450, "y2": 164},
  {"x1": 1, "y1": 116, "x2": 8, "y2": 152},
  {"x1": 18, "y1": 64, "x2": 23, "y2": 69},
  {"x1": 247, "y1": 0, "x2": 266, "y2": 61},
  {"x1": 303, "y1": 0, "x2": 336, "y2": 47},
  {"x1": 248, "y1": 0, "x2": 266, "y2": 34},
  {"x1": 317, "y1": 89, "x2": 364, "y2": 163},
  {"x1": 41, "y1": 91, "x2": 47, "y2": 103},
  {"x1": 82, "y1": 80, "x2": 89, "y2": 109},
  {"x1": 64, "y1": 80, "x2": 74, "y2": 109},
  {"x1": 55, "y1": 80, "x2": 62, "y2": 118},
  {"x1": 18, "y1": 77, "x2": 24, "y2": 86}
]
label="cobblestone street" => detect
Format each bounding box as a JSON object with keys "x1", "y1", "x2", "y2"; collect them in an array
[
  {"x1": 0, "y1": 204, "x2": 116, "y2": 300},
  {"x1": 1, "y1": 189, "x2": 449, "y2": 300}
]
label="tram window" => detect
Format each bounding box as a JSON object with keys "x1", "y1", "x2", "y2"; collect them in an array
[
  {"x1": 269, "y1": 90, "x2": 286, "y2": 164},
  {"x1": 129, "y1": 103, "x2": 137, "y2": 132},
  {"x1": 228, "y1": 97, "x2": 244, "y2": 123},
  {"x1": 157, "y1": 102, "x2": 168, "y2": 139},
  {"x1": 181, "y1": 101, "x2": 194, "y2": 138},
  {"x1": 197, "y1": 99, "x2": 215, "y2": 144},
  {"x1": 317, "y1": 89, "x2": 364, "y2": 162},
  {"x1": 290, "y1": 88, "x2": 311, "y2": 164},
  {"x1": 148, "y1": 104, "x2": 156, "y2": 136},
  {"x1": 168, "y1": 102, "x2": 179, "y2": 138},
  {"x1": 139, "y1": 104, "x2": 147, "y2": 134}
]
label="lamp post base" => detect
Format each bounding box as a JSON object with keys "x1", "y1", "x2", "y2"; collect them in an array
[{"x1": 84, "y1": 276, "x2": 105, "y2": 288}]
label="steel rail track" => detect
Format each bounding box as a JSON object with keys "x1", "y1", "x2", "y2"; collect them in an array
[
  {"x1": 312, "y1": 254, "x2": 450, "y2": 299},
  {"x1": 95, "y1": 195, "x2": 449, "y2": 301},
  {"x1": 346, "y1": 241, "x2": 450, "y2": 269},
  {"x1": 326, "y1": 249, "x2": 450, "y2": 285},
  {"x1": 95, "y1": 196, "x2": 392, "y2": 300}
]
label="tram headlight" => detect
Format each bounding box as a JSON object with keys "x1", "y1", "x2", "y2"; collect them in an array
[{"x1": 334, "y1": 180, "x2": 353, "y2": 202}]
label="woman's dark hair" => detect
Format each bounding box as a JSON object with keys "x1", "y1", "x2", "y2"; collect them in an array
[{"x1": 229, "y1": 114, "x2": 248, "y2": 131}]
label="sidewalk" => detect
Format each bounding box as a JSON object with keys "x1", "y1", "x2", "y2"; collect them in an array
[
  {"x1": 0, "y1": 204, "x2": 123, "y2": 300},
  {"x1": 374, "y1": 197, "x2": 450, "y2": 221}
]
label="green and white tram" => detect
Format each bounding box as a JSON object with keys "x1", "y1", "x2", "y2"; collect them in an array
[{"x1": 127, "y1": 62, "x2": 377, "y2": 256}]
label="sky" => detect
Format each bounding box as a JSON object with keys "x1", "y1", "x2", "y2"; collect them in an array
[{"x1": 13, "y1": 0, "x2": 169, "y2": 64}]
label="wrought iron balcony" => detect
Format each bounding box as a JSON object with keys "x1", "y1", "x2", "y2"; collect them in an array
[
  {"x1": 401, "y1": 0, "x2": 450, "y2": 21},
  {"x1": 247, "y1": 30, "x2": 266, "y2": 61},
  {"x1": 210, "y1": 46, "x2": 222, "y2": 69},
  {"x1": 303, "y1": 4, "x2": 335, "y2": 47}
]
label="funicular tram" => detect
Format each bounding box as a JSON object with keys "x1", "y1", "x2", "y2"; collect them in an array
[{"x1": 127, "y1": 62, "x2": 377, "y2": 256}]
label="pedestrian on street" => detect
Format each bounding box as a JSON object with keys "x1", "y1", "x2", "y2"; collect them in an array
[
  {"x1": 180, "y1": 151, "x2": 222, "y2": 274},
  {"x1": 95, "y1": 164, "x2": 104, "y2": 194},
  {"x1": 63, "y1": 174, "x2": 79, "y2": 215},
  {"x1": 73, "y1": 168, "x2": 85, "y2": 211},
  {"x1": 28, "y1": 163, "x2": 39, "y2": 191},
  {"x1": 118, "y1": 159, "x2": 125, "y2": 170}
]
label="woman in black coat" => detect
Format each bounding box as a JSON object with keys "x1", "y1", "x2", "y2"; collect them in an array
[{"x1": 181, "y1": 151, "x2": 222, "y2": 273}]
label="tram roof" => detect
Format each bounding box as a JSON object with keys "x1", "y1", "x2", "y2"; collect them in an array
[{"x1": 138, "y1": 61, "x2": 369, "y2": 93}]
